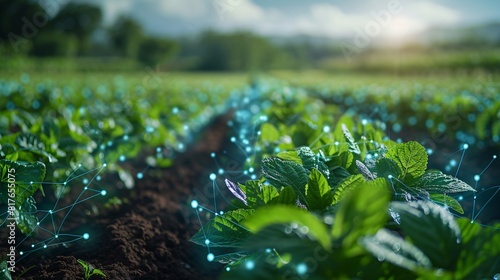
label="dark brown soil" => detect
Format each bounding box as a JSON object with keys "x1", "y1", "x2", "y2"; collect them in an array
[{"x1": 14, "y1": 114, "x2": 232, "y2": 280}]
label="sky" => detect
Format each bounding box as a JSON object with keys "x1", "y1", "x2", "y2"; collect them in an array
[{"x1": 77, "y1": 0, "x2": 500, "y2": 38}]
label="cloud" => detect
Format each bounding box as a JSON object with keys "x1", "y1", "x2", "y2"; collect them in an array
[{"x1": 409, "y1": 1, "x2": 461, "y2": 26}]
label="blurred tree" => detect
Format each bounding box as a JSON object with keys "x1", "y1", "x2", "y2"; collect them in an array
[
  {"x1": 31, "y1": 31, "x2": 77, "y2": 57},
  {"x1": 197, "y1": 31, "x2": 289, "y2": 71},
  {"x1": 0, "y1": 0, "x2": 46, "y2": 55},
  {"x1": 50, "y1": 3, "x2": 102, "y2": 55},
  {"x1": 137, "y1": 37, "x2": 178, "y2": 66},
  {"x1": 110, "y1": 16, "x2": 144, "y2": 58}
]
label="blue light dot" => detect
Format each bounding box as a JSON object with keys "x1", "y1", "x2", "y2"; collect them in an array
[
  {"x1": 205, "y1": 239, "x2": 210, "y2": 245},
  {"x1": 83, "y1": 233, "x2": 90, "y2": 240},
  {"x1": 198, "y1": 207, "x2": 203, "y2": 212},
  {"x1": 245, "y1": 147, "x2": 252, "y2": 153},
  {"x1": 219, "y1": 211, "x2": 224, "y2": 215},
  {"x1": 207, "y1": 253, "x2": 215, "y2": 262},
  {"x1": 210, "y1": 173, "x2": 217, "y2": 181},
  {"x1": 458, "y1": 196, "x2": 463, "y2": 201},
  {"x1": 178, "y1": 143, "x2": 184, "y2": 150},
  {"x1": 123, "y1": 135, "x2": 129, "y2": 141},
  {"x1": 84, "y1": 187, "x2": 88, "y2": 190},
  {"x1": 323, "y1": 126, "x2": 331, "y2": 133},
  {"x1": 101, "y1": 190, "x2": 107, "y2": 196},
  {"x1": 249, "y1": 167, "x2": 254, "y2": 173},
  {"x1": 55, "y1": 235, "x2": 58, "y2": 238},
  {"x1": 107, "y1": 141, "x2": 113, "y2": 147},
  {"x1": 362, "y1": 119, "x2": 368, "y2": 126},
  {"x1": 137, "y1": 172, "x2": 143, "y2": 179},
  {"x1": 265, "y1": 248, "x2": 271, "y2": 253},
  {"x1": 211, "y1": 152, "x2": 216, "y2": 158},
  {"x1": 474, "y1": 175, "x2": 480, "y2": 182},
  {"x1": 296, "y1": 263, "x2": 307, "y2": 275},
  {"x1": 427, "y1": 149, "x2": 433, "y2": 155},
  {"x1": 463, "y1": 143, "x2": 469, "y2": 150},
  {"x1": 218, "y1": 168, "x2": 224, "y2": 175},
  {"x1": 226, "y1": 267, "x2": 231, "y2": 272},
  {"x1": 191, "y1": 200, "x2": 199, "y2": 208},
  {"x1": 450, "y1": 159, "x2": 457, "y2": 167},
  {"x1": 96, "y1": 176, "x2": 101, "y2": 181},
  {"x1": 388, "y1": 175, "x2": 393, "y2": 179},
  {"x1": 251, "y1": 175, "x2": 257, "y2": 180},
  {"x1": 119, "y1": 155, "x2": 125, "y2": 161},
  {"x1": 43, "y1": 245, "x2": 47, "y2": 248},
  {"x1": 245, "y1": 260, "x2": 255, "y2": 270},
  {"x1": 230, "y1": 137, "x2": 236, "y2": 142},
  {"x1": 156, "y1": 147, "x2": 161, "y2": 153},
  {"x1": 172, "y1": 107, "x2": 179, "y2": 114},
  {"x1": 494, "y1": 155, "x2": 497, "y2": 159},
  {"x1": 19, "y1": 251, "x2": 23, "y2": 255}
]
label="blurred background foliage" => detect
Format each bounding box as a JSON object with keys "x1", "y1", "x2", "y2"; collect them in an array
[{"x1": 0, "y1": 0, "x2": 499, "y2": 74}]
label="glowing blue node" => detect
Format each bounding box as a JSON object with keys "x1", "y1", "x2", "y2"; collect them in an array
[
  {"x1": 230, "y1": 137, "x2": 236, "y2": 142},
  {"x1": 172, "y1": 107, "x2": 179, "y2": 114},
  {"x1": 334, "y1": 141, "x2": 339, "y2": 146},
  {"x1": 494, "y1": 155, "x2": 497, "y2": 159},
  {"x1": 219, "y1": 211, "x2": 224, "y2": 215},
  {"x1": 296, "y1": 263, "x2": 307, "y2": 275},
  {"x1": 123, "y1": 135, "x2": 129, "y2": 141},
  {"x1": 259, "y1": 115, "x2": 268, "y2": 121},
  {"x1": 96, "y1": 176, "x2": 101, "y2": 181},
  {"x1": 43, "y1": 245, "x2": 47, "y2": 248},
  {"x1": 265, "y1": 248, "x2": 271, "y2": 253},
  {"x1": 101, "y1": 190, "x2": 107, "y2": 196},
  {"x1": 191, "y1": 200, "x2": 199, "y2": 208},
  {"x1": 218, "y1": 168, "x2": 224, "y2": 175},
  {"x1": 107, "y1": 141, "x2": 113, "y2": 147},
  {"x1": 458, "y1": 196, "x2": 463, "y2": 201},
  {"x1": 226, "y1": 267, "x2": 231, "y2": 272},
  {"x1": 362, "y1": 119, "x2": 368, "y2": 125},
  {"x1": 198, "y1": 207, "x2": 203, "y2": 212},
  {"x1": 19, "y1": 251, "x2": 23, "y2": 255},
  {"x1": 251, "y1": 175, "x2": 257, "y2": 180},
  {"x1": 55, "y1": 235, "x2": 59, "y2": 238},
  {"x1": 137, "y1": 172, "x2": 144, "y2": 179},
  {"x1": 388, "y1": 175, "x2": 393, "y2": 179},
  {"x1": 207, "y1": 253, "x2": 215, "y2": 262},
  {"x1": 245, "y1": 260, "x2": 255, "y2": 270},
  {"x1": 31, "y1": 244, "x2": 35, "y2": 248},
  {"x1": 249, "y1": 167, "x2": 254, "y2": 173},
  {"x1": 245, "y1": 147, "x2": 252, "y2": 153},
  {"x1": 205, "y1": 239, "x2": 210, "y2": 245},
  {"x1": 323, "y1": 126, "x2": 331, "y2": 133},
  {"x1": 209, "y1": 173, "x2": 217, "y2": 181},
  {"x1": 211, "y1": 152, "x2": 216, "y2": 158},
  {"x1": 178, "y1": 143, "x2": 184, "y2": 150},
  {"x1": 474, "y1": 175, "x2": 480, "y2": 182},
  {"x1": 83, "y1": 233, "x2": 90, "y2": 240},
  {"x1": 426, "y1": 149, "x2": 433, "y2": 155},
  {"x1": 463, "y1": 143, "x2": 469, "y2": 150},
  {"x1": 103, "y1": 163, "x2": 107, "y2": 167},
  {"x1": 450, "y1": 159, "x2": 457, "y2": 167},
  {"x1": 119, "y1": 155, "x2": 125, "y2": 162}
]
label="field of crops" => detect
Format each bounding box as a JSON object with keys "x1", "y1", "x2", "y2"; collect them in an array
[{"x1": 1, "y1": 71, "x2": 499, "y2": 279}]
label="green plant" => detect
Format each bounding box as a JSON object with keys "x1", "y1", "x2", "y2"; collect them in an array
[
  {"x1": 77, "y1": 259, "x2": 106, "y2": 280},
  {"x1": 190, "y1": 131, "x2": 498, "y2": 279}
]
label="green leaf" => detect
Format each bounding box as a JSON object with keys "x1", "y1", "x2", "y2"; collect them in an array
[
  {"x1": 240, "y1": 180, "x2": 279, "y2": 208},
  {"x1": 260, "y1": 123, "x2": 280, "y2": 143},
  {"x1": 277, "y1": 151, "x2": 302, "y2": 165},
  {"x1": 391, "y1": 201, "x2": 461, "y2": 269},
  {"x1": 190, "y1": 209, "x2": 254, "y2": 248},
  {"x1": 376, "y1": 158, "x2": 401, "y2": 180},
  {"x1": 412, "y1": 170, "x2": 475, "y2": 193},
  {"x1": 305, "y1": 169, "x2": 333, "y2": 210},
  {"x1": 362, "y1": 228, "x2": 432, "y2": 271},
  {"x1": 455, "y1": 219, "x2": 500, "y2": 279},
  {"x1": 385, "y1": 141, "x2": 427, "y2": 182},
  {"x1": 297, "y1": 147, "x2": 330, "y2": 177},
  {"x1": 327, "y1": 166, "x2": 351, "y2": 187},
  {"x1": 0, "y1": 260, "x2": 12, "y2": 280},
  {"x1": 269, "y1": 186, "x2": 297, "y2": 205},
  {"x1": 332, "y1": 174, "x2": 364, "y2": 204},
  {"x1": 243, "y1": 205, "x2": 331, "y2": 249},
  {"x1": 261, "y1": 157, "x2": 309, "y2": 205},
  {"x1": 332, "y1": 182, "x2": 390, "y2": 254},
  {"x1": 15, "y1": 133, "x2": 57, "y2": 163},
  {"x1": 16, "y1": 196, "x2": 39, "y2": 235},
  {"x1": 0, "y1": 160, "x2": 46, "y2": 208},
  {"x1": 429, "y1": 194, "x2": 464, "y2": 214},
  {"x1": 0, "y1": 144, "x2": 18, "y2": 161}
]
